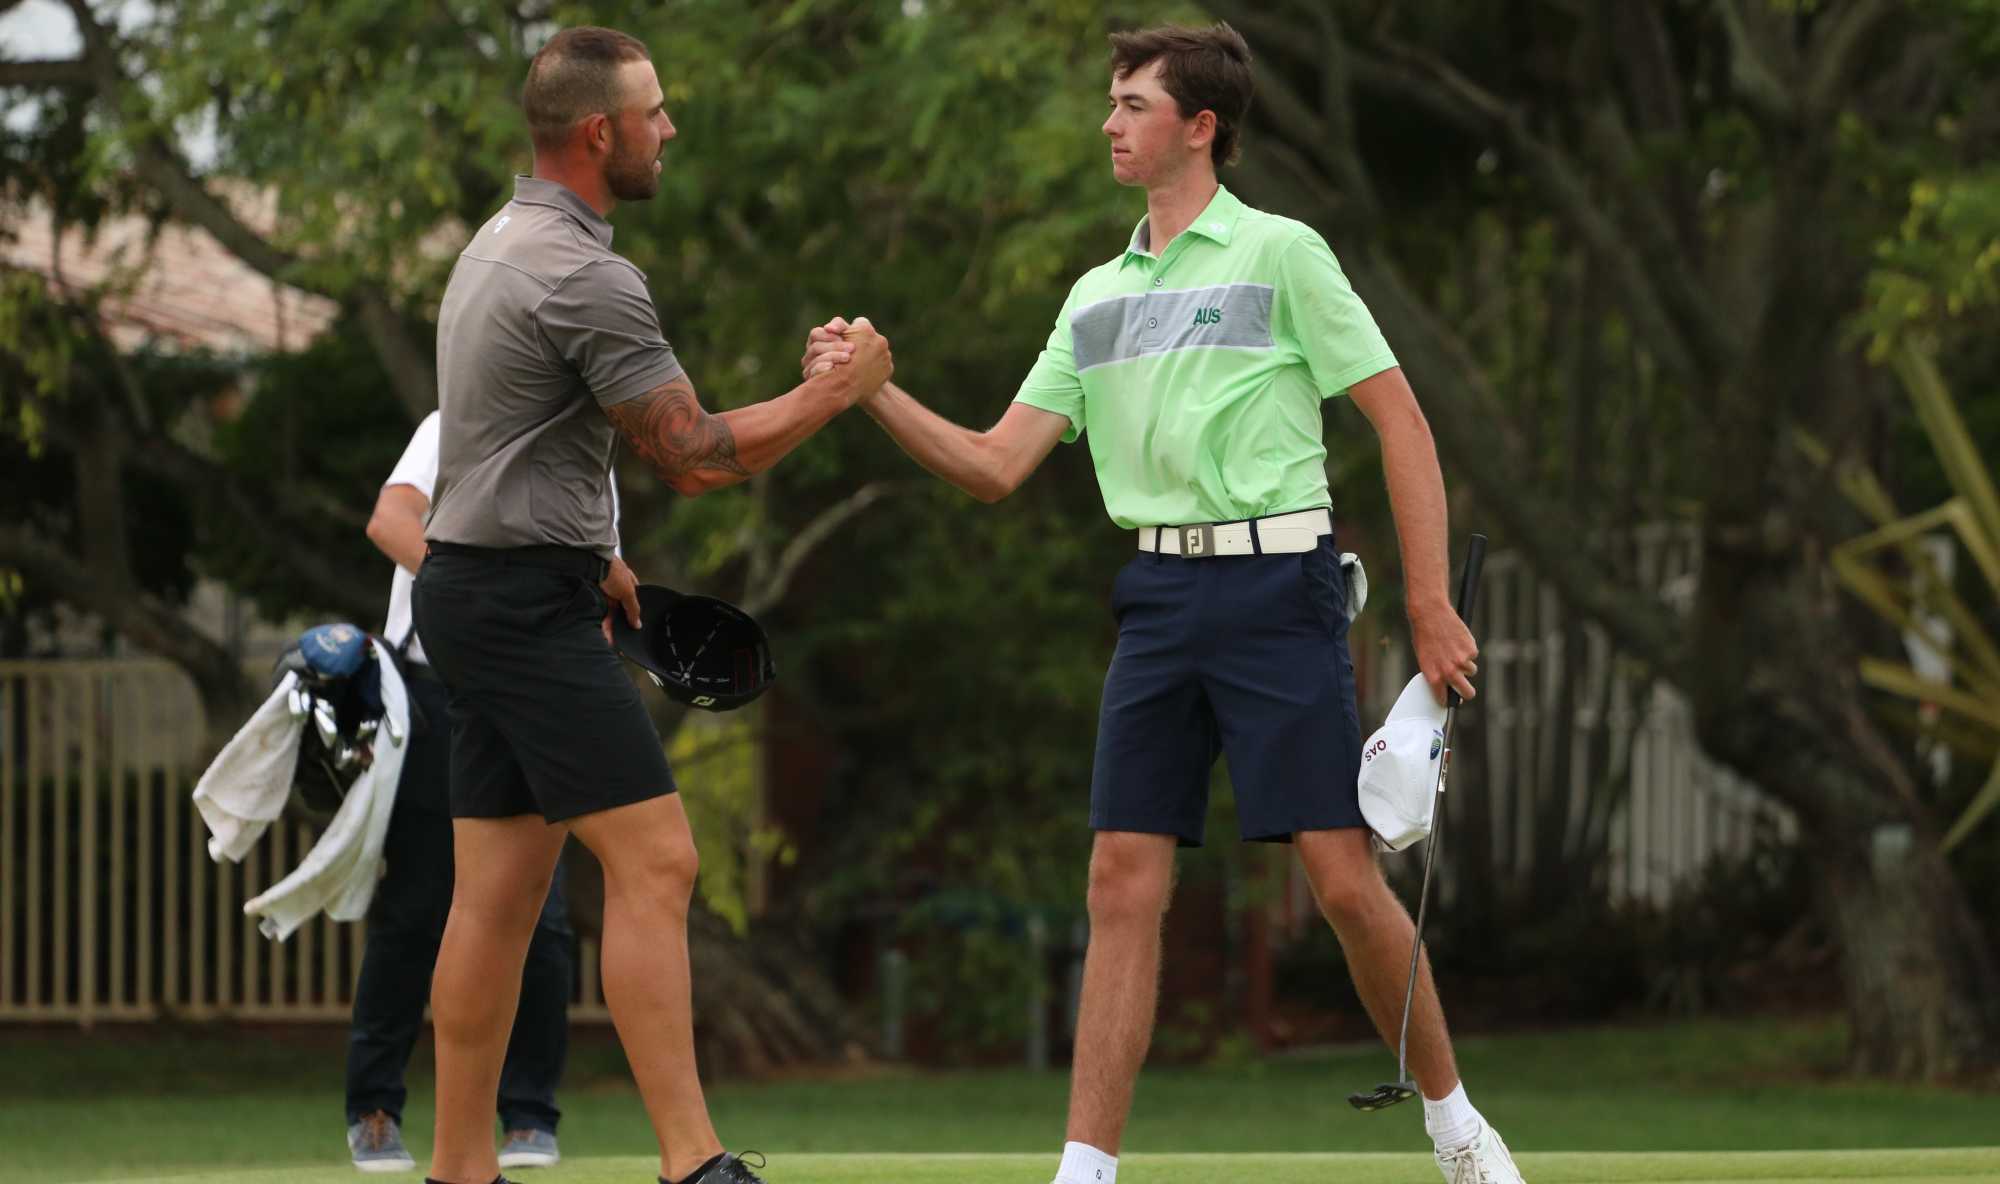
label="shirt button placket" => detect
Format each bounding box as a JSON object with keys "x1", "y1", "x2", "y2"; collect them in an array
[{"x1": 1140, "y1": 264, "x2": 1165, "y2": 349}]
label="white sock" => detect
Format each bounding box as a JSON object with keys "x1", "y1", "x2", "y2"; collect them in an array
[
  {"x1": 1053, "y1": 1141, "x2": 1118, "y2": 1184},
  {"x1": 1422, "y1": 1082, "x2": 1483, "y2": 1150}
]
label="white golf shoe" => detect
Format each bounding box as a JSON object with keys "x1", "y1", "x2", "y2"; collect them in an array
[{"x1": 1434, "y1": 1118, "x2": 1525, "y2": 1183}]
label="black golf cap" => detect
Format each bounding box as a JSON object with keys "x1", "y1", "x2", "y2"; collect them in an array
[{"x1": 611, "y1": 584, "x2": 776, "y2": 712}]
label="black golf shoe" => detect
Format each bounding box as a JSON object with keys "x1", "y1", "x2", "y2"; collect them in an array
[{"x1": 665, "y1": 1151, "x2": 768, "y2": 1184}]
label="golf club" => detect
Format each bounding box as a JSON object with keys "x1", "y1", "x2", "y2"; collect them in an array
[{"x1": 1349, "y1": 532, "x2": 1487, "y2": 1112}]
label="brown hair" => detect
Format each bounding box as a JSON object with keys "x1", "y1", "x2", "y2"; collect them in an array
[
  {"x1": 522, "y1": 26, "x2": 652, "y2": 152},
  {"x1": 1108, "y1": 23, "x2": 1254, "y2": 167}
]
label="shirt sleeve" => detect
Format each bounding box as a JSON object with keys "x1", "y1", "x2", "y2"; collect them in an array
[
  {"x1": 382, "y1": 411, "x2": 442, "y2": 500},
  {"x1": 535, "y1": 260, "x2": 686, "y2": 409},
  {"x1": 1277, "y1": 231, "x2": 1398, "y2": 398},
  {"x1": 1011, "y1": 287, "x2": 1085, "y2": 443}
]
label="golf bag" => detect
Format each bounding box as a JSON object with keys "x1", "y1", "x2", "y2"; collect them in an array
[{"x1": 269, "y1": 623, "x2": 411, "y2": 820}]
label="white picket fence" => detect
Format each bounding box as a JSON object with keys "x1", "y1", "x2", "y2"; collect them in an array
[
  {"x1": 0, "y1": 661, "x2": 614, "y2": 1024},
  {"x1": 1347, "y1": 527, "x2": 1793, "y2": 915},
  {"x1": 1, "y1": 532, "x2": 1793, "y2": 1024}
]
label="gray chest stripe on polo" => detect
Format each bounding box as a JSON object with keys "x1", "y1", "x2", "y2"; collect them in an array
[{"x1": 1071, "y1": 282, "x2": 1275, "y2": 373}]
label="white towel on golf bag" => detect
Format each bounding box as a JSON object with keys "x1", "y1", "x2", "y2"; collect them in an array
[
  {"x1": 191, "y1": 651, "x2": 410, "y2": 941},
  {"x1": 191, "y1": 672, "x2": 306, "y2": 862}
]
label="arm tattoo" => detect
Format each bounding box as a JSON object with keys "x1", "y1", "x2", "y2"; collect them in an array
[{"x1": 605, "y1": 376, "x2": 751, "y2": 484}]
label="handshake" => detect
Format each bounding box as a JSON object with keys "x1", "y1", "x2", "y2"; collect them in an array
[{"x1": 800, "y1": 316, "x2": 892, "y2": 407}]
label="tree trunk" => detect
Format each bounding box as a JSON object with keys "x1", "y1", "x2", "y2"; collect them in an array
[
  {"x1": 1221, "y1": 0, "x2": 2000, "y2": 1079},
  {"x1": 1691, "y1": 528, "x2": 2000, "y2": 1078},
  {"x1": 687, "y1": 905, "x2": 857, "y2": 1073},
  {"x1": 1814, "y1": 825, "x2": 2000, "y2": 1080}
]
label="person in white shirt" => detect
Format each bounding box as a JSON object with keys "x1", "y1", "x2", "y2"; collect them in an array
[{"x1": 344, "y1": 411, "x2": 575, "y2": 1174}]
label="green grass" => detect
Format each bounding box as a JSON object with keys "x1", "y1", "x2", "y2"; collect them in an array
[
  {"x1": 4, "y1": 1017, "x2": 1996, "y2": 1183},
  {"x1": 51, "y1": 1151, "x2": 2000, "y2": 1184}
]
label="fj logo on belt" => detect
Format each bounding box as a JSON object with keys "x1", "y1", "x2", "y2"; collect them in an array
[{"x1": 1182, "y1": 524, "x2": 1215, "y2": 556}]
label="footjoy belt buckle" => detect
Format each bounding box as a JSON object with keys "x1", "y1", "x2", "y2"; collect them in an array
[{"x1": 1180, "y1": 523, "x2": 1216, "y2": 557}]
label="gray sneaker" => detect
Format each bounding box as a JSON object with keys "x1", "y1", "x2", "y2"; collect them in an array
[
  {"x1": 347, "y1": 1111, "x2": 416, "y2": 1174},
  {"x1": 497, "y1": 1128, "x2": 560, "y2": 1169}
]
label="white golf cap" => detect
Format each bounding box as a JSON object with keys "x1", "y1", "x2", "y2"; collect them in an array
[{"x1": 1358, "y1": 674, "x2": 1448, "y2": 852}]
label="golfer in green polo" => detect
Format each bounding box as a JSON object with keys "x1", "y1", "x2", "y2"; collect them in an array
[{"x1": 806, "y1": 22, "x2": 1522, "y2": 1184}]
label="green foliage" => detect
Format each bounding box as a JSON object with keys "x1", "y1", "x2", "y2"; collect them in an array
[
  {"x1": 0, "y1": 274, "x2": 222, "y2": 628},
  {"x1": 11, "y1": 0, "x2": 2000, "y2": 1056},
  {"x1": 123, "y1": 1, "x2": 530, "y2": 293},
  {"x1": 0, "y1": 270, "x2": 78, "y2": 442},
  {"x1": 200, "y1": 316, "x2": 412, "y2": 619},
  {"x1": 1863, "y1": 167, "x2": 2000, "y2": 356},
  {"x1": 670, "y1": 710, "x2": 794, "y2": 934}
]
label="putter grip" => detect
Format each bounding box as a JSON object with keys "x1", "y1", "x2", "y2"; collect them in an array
[
  {"x1": 1455, "y1": 533, "x2": 1487, "y2": 618},
  {"x1": 1447, "y1": 533, "x2": 1488, "y2": 709}
]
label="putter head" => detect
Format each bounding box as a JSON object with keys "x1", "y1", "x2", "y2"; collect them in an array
[{"x1": 1347, "y1": 1081, "x2": 1418, "y2": 1112}]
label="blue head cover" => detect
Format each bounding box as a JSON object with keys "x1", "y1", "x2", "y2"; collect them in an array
[{"x1": 297, "y1": 623, "x2": 369, "y2": 680}]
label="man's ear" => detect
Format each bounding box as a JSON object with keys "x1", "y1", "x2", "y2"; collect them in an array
[
  {"x1": 581, "y1": 111, "x2": 612, "y2": 155},
  {"x1": 1187, "y1": 109, "x2": 1217, "y2": 153}
]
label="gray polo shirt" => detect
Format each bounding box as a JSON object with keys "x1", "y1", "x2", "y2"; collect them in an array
[{"x1": 426, "y1": 175, "x2": 682, "y2": 556}]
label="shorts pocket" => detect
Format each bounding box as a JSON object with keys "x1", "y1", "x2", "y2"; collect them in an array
[
  {"x1": 1109, "y1": 559, "x2": 1137, "y2": 624},
  {"x1": 579, "y1": 575, "x2": 608, "y2": 619},
  {"x1": 1299, "y1": 545, "x2": 1349, "y2": 639},
  {"x1": 552, "y1": 574, "x2": 606, "y2": 633}
]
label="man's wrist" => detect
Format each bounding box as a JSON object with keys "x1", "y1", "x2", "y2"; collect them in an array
[
  {"x1": 856, "y1": 384, "x2": 896, "y2": 416},
  {"x1": 860, "y1": 381, "x2": 899, "y2": 420},
  {"x1": 801, "y1": 370, "x2": 850, "y2": 417},
  {"x1": 1407, "y1": 592, "x2": 1455, "y2": 622}
]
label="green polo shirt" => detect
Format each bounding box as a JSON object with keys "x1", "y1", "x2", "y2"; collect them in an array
[{"x1": 1014, "y1": 185, "x2": 1397, "y2": 530}]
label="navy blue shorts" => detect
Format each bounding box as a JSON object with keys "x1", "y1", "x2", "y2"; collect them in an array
[{"x1": 1091, "y1": 533, "x2": 1365, "y2": 846}]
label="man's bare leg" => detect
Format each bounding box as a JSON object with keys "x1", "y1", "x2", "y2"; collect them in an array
[
  {"x1": 1064, "y1": 831, "x2": 1179, "y2": 1155},
  {"x1": 1294, "y1": 827, "x2": 1457, "y2": 1098},
  {"x1": 568, "y1": 794, "x2": 722, "y2": 1183},
  {"x1": 429, "y1": 815, "x2": 568, "y2": 1184}
]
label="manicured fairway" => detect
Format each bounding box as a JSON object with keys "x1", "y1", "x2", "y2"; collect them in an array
[
  {"x1": 74, "y1": 1149, "x2": 2000, "y2": 1184},
  {"x1": 10, "y1": 1019, "x2": 1996, "y2": 1183}
]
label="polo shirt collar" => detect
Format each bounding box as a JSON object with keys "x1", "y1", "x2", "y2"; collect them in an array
[
  {"x1": 511, "y1": 175, "x2": 615, "y2": 248},
  {"x1": 1122, "y1": 184, "x2": 1244, "y2": 265}
]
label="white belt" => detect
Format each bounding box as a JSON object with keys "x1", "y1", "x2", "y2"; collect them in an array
[
  {"x1": 1134, "y1": 507, "x2": 1368, "y2": 621},
  {"x1": 1137, "y1": 507, "x2": 1333, "y2": 557}
]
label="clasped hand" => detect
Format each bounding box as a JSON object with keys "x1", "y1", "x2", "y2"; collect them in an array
[{"x1": 802, "y1": 316, "x2": 892, "y2": 405}]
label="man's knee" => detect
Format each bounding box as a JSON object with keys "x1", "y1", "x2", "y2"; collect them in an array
[
  {"x1": 571, "y1": 795, "x2": 703, "y2": 913},
  {"x1": 452, "y1": 865, "x2": 557, "y2": 931},
  {"x1": 1085, "y1": 836, "x2": 1174, "y2": 930},
  {"x1": 602, "y1": 829, "x2": 700, "y2": 913},
  {"x1": 1298, "y1": 829, "x2": 1392, "y2": 927}
]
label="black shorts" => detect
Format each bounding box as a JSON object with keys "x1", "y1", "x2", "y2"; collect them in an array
[
  {"x1": 411, "y1": 545, "x2": 676, "y2": 822},
  {"x1": 1091, "y1": 533, "x2": 1365, "y2": 846}
]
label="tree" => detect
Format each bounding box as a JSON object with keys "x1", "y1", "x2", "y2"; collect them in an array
[
  {"x1": 1205, "y1": 0, "x2": 2000, "y2": 1077},
  {"x1": 17, "y1": 0, "x2": 1991, "y2": 1073},
  {"x1": 1, "y1": 0, "x2": 1152, "y2": 1064}
]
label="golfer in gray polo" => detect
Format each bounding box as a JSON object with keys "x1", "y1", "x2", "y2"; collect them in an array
[{"x1": 411, "y1": 25, "x2": 891, "y2": 1184}]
